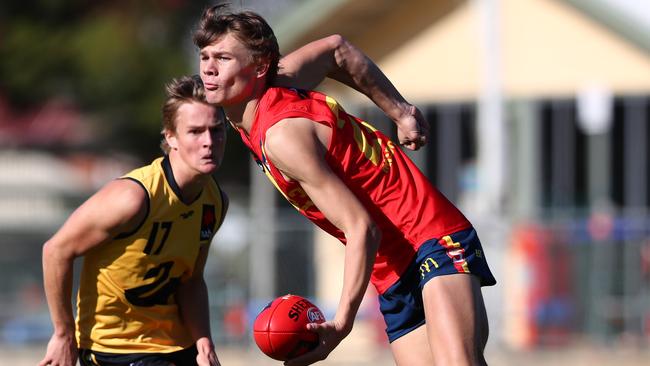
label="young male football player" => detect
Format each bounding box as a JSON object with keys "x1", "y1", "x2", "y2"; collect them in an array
[
  {"x1": 40, "y1": 76, "x2": 227, "y2": 366},
  {"x1": 194, "y1": 5, "x2": 496, "y2": 366}
]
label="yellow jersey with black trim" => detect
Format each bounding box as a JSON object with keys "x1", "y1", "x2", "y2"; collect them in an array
[{"x1": 75, "y1": 156, "x2": 226, "y2": 353}]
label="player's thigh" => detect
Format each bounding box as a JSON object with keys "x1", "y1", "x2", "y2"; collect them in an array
[
  {"x1": 422, "y1": 274, "x2": 487, "y2": 358},
  {"x1": 389, "y1": 324, "x2": 434, "y2": 366}
]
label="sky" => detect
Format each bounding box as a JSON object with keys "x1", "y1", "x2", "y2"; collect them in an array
[{"x1": 602, "y1": 0, "x2": 650, "y2": 32}]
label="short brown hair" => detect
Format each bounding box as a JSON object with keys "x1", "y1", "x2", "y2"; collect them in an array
[
  {"x1": 160, "y1": 75, "x2": 222, "y2": 153},
  {"x1": 193, "y1": 4, "x2": 280, "y2": 85}
]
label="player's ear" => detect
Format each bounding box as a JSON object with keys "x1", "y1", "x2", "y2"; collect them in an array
[
  {"x1": 164, "y1": 129, "x2": 178, "y2": 151},
  {"x1": 255, "y1": 57, "x2": 270, "y2": 79}
]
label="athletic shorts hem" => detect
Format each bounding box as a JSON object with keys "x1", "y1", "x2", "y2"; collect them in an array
[
  {"x1": 387, "y1": 319, "x2": 426, "y2": 343},
  {"x1": 378, "y1": 227, "x2": 496, "y2": 343}
]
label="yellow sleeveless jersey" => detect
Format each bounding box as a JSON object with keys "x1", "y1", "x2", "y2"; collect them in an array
[{"x1": 75, "y1": 156, "x2": 226, "y2": 353}]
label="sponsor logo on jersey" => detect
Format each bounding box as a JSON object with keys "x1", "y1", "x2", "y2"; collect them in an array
[{"x1": 200, "y1": 204, "x2": 216, "y2": 241}]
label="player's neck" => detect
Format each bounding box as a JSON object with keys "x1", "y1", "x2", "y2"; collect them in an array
[
  {"x1": 224, "y1": 77, "x2": 270, "y2": 135},
  {"x1": 224, "y1": 93, "x2": 264, "y2": 136},
  {"x1": 167, "y1": 154, "x2": 209, "y2": 204}
]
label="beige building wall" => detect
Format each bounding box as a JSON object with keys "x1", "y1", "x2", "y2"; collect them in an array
[
  {"x1": 503, "y1": 0, "x2": 650, "y2": 97},
  {"x1": 320, "y1": 0, "x2": 650, "y2": 105}
]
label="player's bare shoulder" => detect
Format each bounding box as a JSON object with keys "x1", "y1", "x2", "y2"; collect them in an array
[
  {"x1": 265, "y1": 118, "x2": 330, "y2": 158},
  {"x1": 101, "y1": 178, "x2": 147, "y2": 212},
  {"x1": 264, "y1": 118, "x2": 330, "y2": 180},
  {"x1": 86, "y1": 178, "x2": 149, "y2": 232}
]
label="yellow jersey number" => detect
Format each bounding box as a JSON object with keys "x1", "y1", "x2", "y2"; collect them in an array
[{"x1": 124, "y1": 221, "x2": 182, "y2": 307}]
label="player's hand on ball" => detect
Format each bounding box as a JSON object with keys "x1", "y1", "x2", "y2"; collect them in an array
[
  {"x1": 396, "y1": 104, "x2": 429, "y2": 151},
  {"x1": 284, "y1": 319, "x2": 351, "y2": 366},
  {"x1": 254, "y1": 294, "x2": 326, "y2": 361}
]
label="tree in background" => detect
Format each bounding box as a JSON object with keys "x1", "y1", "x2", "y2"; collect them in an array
[{"x1": 0, "y1": 0, "x2": 207, "y2": 159}]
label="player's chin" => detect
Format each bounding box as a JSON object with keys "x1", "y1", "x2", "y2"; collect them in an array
[
  {"x1": 204, "y1": 91, "x2": 222, "y2": 105},
  {"x1": 198, "y1": 161, "x2": 219, "y2": 174}
]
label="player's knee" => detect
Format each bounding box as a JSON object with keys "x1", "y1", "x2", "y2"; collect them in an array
[
  {"x1": 430, "y1": 328, "x2": 485, "y2": 366},
  {"x1": 436, "y1": 347, "x2": 481, "y2": 366}
]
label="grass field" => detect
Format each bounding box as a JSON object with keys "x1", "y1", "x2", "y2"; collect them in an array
[
  {"x1": 9, "y1": 342, "x2": 650, "y2": 366},
  {"x1": 10, "y1": 314, "x2": 649, "y2": 366}
]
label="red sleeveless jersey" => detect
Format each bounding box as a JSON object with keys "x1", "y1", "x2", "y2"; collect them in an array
[{"x1": 237, "y1": 87, "x2": 471, "y2": 294}]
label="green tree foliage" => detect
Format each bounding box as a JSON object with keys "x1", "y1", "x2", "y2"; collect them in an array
[
  {"x1": 0, "y1": 0, "x2": 208, "y2": 158},
  {"x1": 0, "y1": 1, "x2": 251, "y2": 185}
]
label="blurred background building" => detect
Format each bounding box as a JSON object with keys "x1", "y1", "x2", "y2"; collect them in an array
[{"x1": 0, "y1": 0, "x2": 649, "y2": 364}]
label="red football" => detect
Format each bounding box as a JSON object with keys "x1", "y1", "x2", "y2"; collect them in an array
[{"x1": 253, "y1": 294, "x2": 326, "y2": 361}]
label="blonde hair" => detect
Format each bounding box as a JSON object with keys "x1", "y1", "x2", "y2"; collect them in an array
[{"x1": 160, "y1": 75, "x2": 222, "y2": 153}]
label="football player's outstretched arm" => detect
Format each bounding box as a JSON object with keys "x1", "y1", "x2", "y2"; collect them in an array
[
  {"x1": 276, "y1": 35, "x2": 429, "y2": 150},
  {"x1": 264, "y1": 118, "x2": 382, "y2": 366}
]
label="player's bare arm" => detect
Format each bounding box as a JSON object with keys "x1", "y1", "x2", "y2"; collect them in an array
[
  {"x1": 276, "y1": 35, "x2": 429, "y2": 150},
  {"x1": 39, "y1": 179, "x2": 147, "y2": 366},
  {"x1": 263, "y1": 118, "x2": 381, "y2": 366},
  {"x1": 176, "y1": 243, "x2": 220, "y2": 366},
  {"x1": 176, "y1": 193, "x2": 227, "y2": 366}
]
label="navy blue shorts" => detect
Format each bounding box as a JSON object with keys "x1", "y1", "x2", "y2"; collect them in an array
[
  {"x1": 79, "y1": 345, "x2": 198, "y2": 366},
  {"x1": 378, "y1": 227, "x2": 496, "y2": 342}
]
